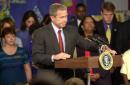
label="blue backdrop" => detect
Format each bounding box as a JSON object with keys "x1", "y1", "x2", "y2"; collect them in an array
[{"x1": 1, "y1": 0, "x2": 104, "y2": 28}]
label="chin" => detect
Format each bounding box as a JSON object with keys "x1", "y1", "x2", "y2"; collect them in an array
[
  {"x1": 8, "y1": 43, "x2": 15, "y2": 46},
  {"x1": 62, "y1": 24, "x2": 67, "y2": 27}
]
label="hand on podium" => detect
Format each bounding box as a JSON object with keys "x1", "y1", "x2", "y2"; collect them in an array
[
  {"x1": 101, "y1": 45, "x2": 117, "y2": 55},
  {"x1": 53, "y1": 52, "x2": 71, "y2": 61}
]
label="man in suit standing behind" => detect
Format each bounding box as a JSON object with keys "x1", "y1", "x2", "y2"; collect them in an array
[
  {"x1": 32, "y1": 3, "x2": 98, "y2": 80},
  {"x1": 69, "y1": 3, "x2": 87, "y2": 31},
  {"x1": 95, "y1": 2, "x2": 121, "y2": 85},
  {"x1": 96, "y1": 2, "x2": 119, "y2": 50}
]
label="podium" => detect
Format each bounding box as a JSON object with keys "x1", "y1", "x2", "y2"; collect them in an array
[
  {"x1": 55, "y1": 55, "x2": 122, "y2": 85},
  {"x1": 55, "y1": 55, "x2": 122, "y2": 69}
]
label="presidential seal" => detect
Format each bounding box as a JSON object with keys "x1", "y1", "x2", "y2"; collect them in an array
[{"x1": 99, "y1": 51, "x2": 113, "y2": 70}]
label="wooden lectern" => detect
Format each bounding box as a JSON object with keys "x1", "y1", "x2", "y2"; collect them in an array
[
  {"x1": 55, "y1": 55, "x2": 122, "y2": 85},
  {"x1": 55, "y1": 55, "x2": 122, "y2": 69}
]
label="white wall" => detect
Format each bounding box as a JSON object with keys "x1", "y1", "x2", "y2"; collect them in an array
[{"x1": 104, "y1": 0, "x2": 128, "y2": 10}]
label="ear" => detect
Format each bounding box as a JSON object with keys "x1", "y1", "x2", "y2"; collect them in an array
[{"x1": 50, "y1": 16, "x2": 54, "y2": 21}]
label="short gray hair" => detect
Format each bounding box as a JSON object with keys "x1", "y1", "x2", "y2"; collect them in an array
[{"x1": 49, "y1": 3, "x2": 67, "y2": 16}]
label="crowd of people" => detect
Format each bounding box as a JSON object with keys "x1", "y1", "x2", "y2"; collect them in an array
[{"x1": 0, "y1": 1, "x2": 130, "y2": 85}]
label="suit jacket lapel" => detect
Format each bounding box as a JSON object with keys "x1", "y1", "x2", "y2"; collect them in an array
[
  {"x1": 48, "y1": 23, "x2": 60, "y2": 52},
  {"x1": 63, "y1": 27, "x2": 69, "y2": 52}
]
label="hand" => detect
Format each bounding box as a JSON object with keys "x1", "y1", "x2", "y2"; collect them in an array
[
  {"x1": 90, "y1": 73, "x2": 100, "y2": 82},
  {"x1": 110, "y1": 49, "x2": 117, "y2": 55},
  {"x1": 53, "y1": 52, "x2": 71, "y2": 61},
  {"x1": 101, "y1": 45, "x2": 117, "y2": 55}
]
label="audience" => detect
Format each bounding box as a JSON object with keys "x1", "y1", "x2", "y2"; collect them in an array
[
  {"x1": 77, "y1": 16, "x2": 112, "y2": 85},
  {"x1": 120, "y1": 49, "x2": 130, "y2": 85},
  {"x1": 69, "y1": 3, "x2": 87, "y2": 30},
  {"x1": 17, "y1": 10, "x2": 40, "y2": 77},
  {"x1": 0, "y1": 28, "x2": 32, "y2": 85},
  {"x1": 17, "y1": 10, "x2": 39, "y2": 62},
  {"x1": 30, "y1": 70, "x2": 64, "y2": 85},
  {"x1": 95, "y1": 2, "x2": 122, "y2": 85},
  {"x1": 0, "y1": 17, "x2": 23, "y2": 47},
  {"x1": 65, "y1": 77, "x2": 85, "y2": 85}
]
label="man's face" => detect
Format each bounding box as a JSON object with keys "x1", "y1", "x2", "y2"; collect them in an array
[
  {"x1": 51, "y1": 10, "x2": 68, "y2": 28},
  {"x1": 101, "y1": 9, "x2": 114, "y2": 24},
  {"x1": 76, "y1": 6, "x2": 86, "y2": 20}
]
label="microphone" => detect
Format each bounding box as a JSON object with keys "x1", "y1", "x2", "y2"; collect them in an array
[
  {"x1": 89, "y1": 36, "x2": 109, "y2": 45},
  {"x1": 96, "y1": 37, "x2": 109, "y2": 45},
  {"x1": 90, "y1": 37, "x2": 110, "y2": 53}
]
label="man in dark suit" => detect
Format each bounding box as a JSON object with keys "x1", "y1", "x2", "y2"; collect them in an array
[
  {"x1": 95, "y1": 2, "x2": 122, "y2": 85},
  {"x1": 32, "y1": 3, "x2": 98, "y2": 80},
  {"x1": 96, "y1": 2, "x2": 120, "y2": 51},
  {"x1": 68, "y1": 3, "x2": 87, "y2": 31}
]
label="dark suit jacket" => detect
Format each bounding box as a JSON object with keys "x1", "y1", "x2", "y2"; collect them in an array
[
  {"x1": 68, "y1": 16, "x2": 80, "y2": 32},
  {"x1": 32, "y1": 23, "x2": 98, "y2": 68},
  {"x1": 68, "y1": 16, "x2": 78, "y2": 27},
  {"x1": 116, "y1": 20, "x2": 130, "y2": 53},
  {"x1": 95, "y1": 20, "x2": 120, "y2": 51}
]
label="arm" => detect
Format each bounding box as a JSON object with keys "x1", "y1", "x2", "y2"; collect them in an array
[
  {"x1": 32, "y1": 29, "x2": 53, "y2": 66},
  {"x1": 122, "y1": 74, "x2": 130, "y2": 85},
  {"x1": 120, "y1": 50, "x2": 130, "y2": 85},
  {"x1": 76, "y1": 33, "x2": 99, "y2": 51},
  {"x1": 24, "y1": 63, "x2": 32, "y2": 82}
]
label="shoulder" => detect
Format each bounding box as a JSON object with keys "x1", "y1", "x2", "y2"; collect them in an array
[
  {"x1": 124, "y1": 19, "x2": 130, "y2": 25},
  {"x1": 34, "y1": 24, "x2": 51, "y2": 35},
  {"x1": 123, "y1": 49, "x2": 130, "y2": 59},
  {"x1": 17, "y1": 47, "x2": 27, "y2": 54},
  {"x1": 122, "y1": 20, "x2": 130, "y2": 30}
]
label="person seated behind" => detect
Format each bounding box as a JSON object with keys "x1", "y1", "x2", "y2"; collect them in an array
[
  {"x1": 65, "y1": 77, "x2": 85, "y2": 85},
  {"x1": 120, "y1": 49, "x2": 130, "y2": 85},
  {"x1": 30, "y1": 70, "x2": 64, "y2": 85}
]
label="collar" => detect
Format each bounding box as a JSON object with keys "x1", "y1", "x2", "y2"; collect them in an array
[
  {"x1": 51, "y1": 22, "x2": 63, "y2": 33},
  {"x1": 103, "y1": 21, "x2": 112, "y2": 31}
]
